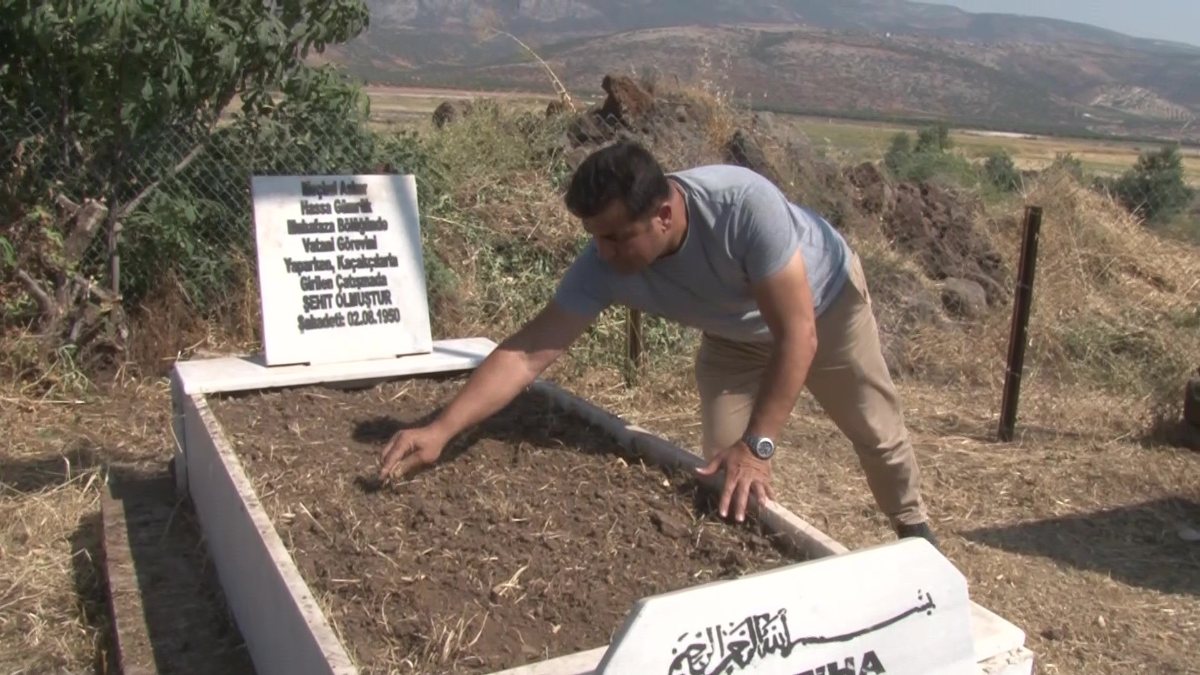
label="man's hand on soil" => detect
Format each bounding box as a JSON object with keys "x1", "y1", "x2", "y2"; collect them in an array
[
  {"x1": 379, "y1": 426, "x2": 447, "y2": 482},
  {"x1": 696, "y1": 442, "x2": 775, "y2": 523}
]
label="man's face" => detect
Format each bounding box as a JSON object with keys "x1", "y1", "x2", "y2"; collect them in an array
[{"x1": 582, "y1": 199, "x2": 671, "y2": 275}]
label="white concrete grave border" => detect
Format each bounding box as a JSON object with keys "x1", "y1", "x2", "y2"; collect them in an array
[{"x1": 170, "y1": 337, "x2": 1034, "y2": 675}]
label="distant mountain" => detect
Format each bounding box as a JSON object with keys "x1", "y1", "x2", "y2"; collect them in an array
[
  {"x1": 362, "y1": 1, "x2": 1199, "y2": 50},
  {"x1": 333, "y1": 0, "x2": 1200, "y2": 140}
]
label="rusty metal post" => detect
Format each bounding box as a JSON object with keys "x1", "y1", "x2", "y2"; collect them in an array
[
  {"x1": 999, "y1": 206, "x2": 1043, "y2": 442},
  {"x1": 625, "y1": 308, "x2": 644, "y2": 387}
]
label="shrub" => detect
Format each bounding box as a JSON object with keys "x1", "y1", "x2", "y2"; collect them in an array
[
  {"x1": 1050, "y1": 152, "x2": 1085, "y2": 181},
  {"x1": 883, "y1": 124, "x2": 978, "y2": 188},
  {"x1": 884, "y1": 132, "x2": 912, "y2": 175},
  {"x1": 982, "y1": 149, "x2": 1021, "y2": 192},
  {"x1": 914, "y1": 122, "x2": 952, "y2": 154},
  {"x1": 1109, "y1": 145, "x2": 1194, "y2": 225}
]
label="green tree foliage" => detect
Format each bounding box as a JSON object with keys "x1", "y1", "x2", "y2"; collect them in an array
[
  {"x1": 982, "y1": 149, "x2": 1021, "y2": 192},
  {"x1": 882, "y1": 124, "x2": 975, "y2": 186},
  {"x1": 914, "y1": 122, "x2": 952, "y2": 154},
  {"x1": 1, "y1": 0, "x2": 369, "y2": 202},
  {"x1": 118, "y1": 71, "x2": 441, "y2": 314},
  {"x1": 0, "y1": 0, "x2": 369, "y2": 351},
  {"x1": 1108, "y1": 145, "x2": 1194, "y2": 225},
  {"x1": 884, "y1": 132, "x2": 912, "y2": 175}
]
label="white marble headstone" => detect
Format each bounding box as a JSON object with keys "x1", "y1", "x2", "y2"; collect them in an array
[
  {"x1": 596, "y1": 538, "x2": 977, "y2": 675},
  {"x1": 250, "y1": 175, "x2": 432, "y2": 366}
]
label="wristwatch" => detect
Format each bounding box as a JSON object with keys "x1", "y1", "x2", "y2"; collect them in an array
[{"x1": 741, "y1": 432, "x2": 776, "y2": 461}]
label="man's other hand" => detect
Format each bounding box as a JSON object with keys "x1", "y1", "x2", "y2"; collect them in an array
[
  {"x1": 696, "y1": 441, "x2": 776, "y2": 522},
  {"x1": 379, "y1": 426, "x2": 449, "y2": 482}
]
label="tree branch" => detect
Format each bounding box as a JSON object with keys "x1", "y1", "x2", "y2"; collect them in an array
[
  {"x1": 62, "y1": 199, "x2": 110, "y2": 264},
  {"x1": 15, "y1": 268, "x2": 56, "y2": 318},
  {"x1": 77, "y1": 273, "x2": 119, "y2": 304},
  {"x1": 117, "y1": 140, "x2": 209, "y2": 219}
]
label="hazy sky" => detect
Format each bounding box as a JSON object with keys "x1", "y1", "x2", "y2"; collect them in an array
[{"x1": 921, "y1": 0, "x2": 1200, "y2": 46}]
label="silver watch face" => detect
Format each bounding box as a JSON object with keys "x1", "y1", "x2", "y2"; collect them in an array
[{"x1": 751, "y1": 437, "x2": 775, "y2": 459}]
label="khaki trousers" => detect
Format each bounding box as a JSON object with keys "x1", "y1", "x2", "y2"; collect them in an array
[{"x1": 694, "y1": 253, "x2": 928, "y2": 527}]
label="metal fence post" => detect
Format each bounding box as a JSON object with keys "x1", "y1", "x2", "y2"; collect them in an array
[
  {"x1": 998, "y1": 205, "x2": 1043, "y2": 442},
  {"x1": 625, "y1": 308, "x2": 644, "y2": 387}
]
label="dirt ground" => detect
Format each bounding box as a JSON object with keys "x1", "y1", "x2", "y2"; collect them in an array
[
  {"x1": 574, "y1": 375, "x2": 1200, "y2": 675},
  {"x1": 786, "y1": 389, "x2": 1200, "y2": 675},
  {"x1": 1, "y1": 368, "x2": 1197, "y2": 674},
  {"x1": 208, "y1": 376, "x2": 798, "y2": 674}
]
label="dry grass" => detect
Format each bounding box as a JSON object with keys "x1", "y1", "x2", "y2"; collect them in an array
[
  {"x1": 804, "y1": 384, "x2": 1200, "y2": 675},
  {"x1": 569, "y1": 358, "x2": 1200, "y2": 675},
  {"x1": 826, "y1": 162, "x2": 1200, "y2": 430},
  {"x1": 0, "y1": 377, "x2": 176, "y2": 674},
  {"x1": 363, "y1": 85, "x2": 560, "y2": 129},
  {"x1": 2, "y1": 79, "x2": 1197, "y2": 673},
  {"x1": 124, "y1": 260, "x2": 263, "y2": 376},
  {"x1": 0, "y1": 472, "x2": 105, "y2": 674},
  {"x1": 414, "y1": 611, "x2": 491, "y2": 670},
  {"x1": 544, "y1": 150, "x2": 1200, "y2": 674},
  {"x1": 0, "y1": 391, "x2": 108, "y2": 674}
]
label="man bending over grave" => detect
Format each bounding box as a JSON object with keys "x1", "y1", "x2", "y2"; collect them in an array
[{"x1": 379, "y1": 140, "x2": 937, "y2": 546}]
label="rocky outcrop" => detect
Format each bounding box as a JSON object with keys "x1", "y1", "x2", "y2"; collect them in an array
[
  {"x1": 846, "y1": 163, "x2": 1008, "y2": 309},
  {"x1": 941, "y1": 278, "x2": 989, "y2": 319},
  {"x1": 724, "y1": 129, "x2": 782, "y2": 186}
]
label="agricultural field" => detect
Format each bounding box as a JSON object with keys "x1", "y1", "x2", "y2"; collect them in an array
[
  {"x1": 766, "y1": 115, "x2": 1200, "y2": 186},
  {"x1": 365, "y1": 85, "x2": 569, "y2": 128},
  {"x1": 367, "y1": 86, "x2": 1200, "y2": 185}
]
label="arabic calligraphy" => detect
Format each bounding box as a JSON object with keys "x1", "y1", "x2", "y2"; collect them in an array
[{"x1": 667, "y1": 592, "x2": 936, "y2": 675}]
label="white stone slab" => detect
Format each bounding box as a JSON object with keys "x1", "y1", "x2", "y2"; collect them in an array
[
  {"x1": 173, "y1": 337, "x2": 496, "y2": 395},
  {"x1": 970, "y1": 604, "x2": 1027, "y2": 664},
  {"x1": 250, "y1": 174, "x2": 432, "y2": 366},
  {"x1": 171, "y1": 347, "x2": 1033, "y2": 675},
  {"x1": 488, "y1": 645, "x2": 1035, "y2": 675},
  {"x1": 595, "y1": 538, "x2": 976, "y2": 675},
  {"x1": 182, "y1": 393, "x2": 355, "y2": 675}
]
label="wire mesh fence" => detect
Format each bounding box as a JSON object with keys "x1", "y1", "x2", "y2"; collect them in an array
[
  {"x1": 2, "y1": 94, "x2": 1195, "y2": 400},
  {"x1": 3, "y1": 107, "x2": 418, "y2": 325}
]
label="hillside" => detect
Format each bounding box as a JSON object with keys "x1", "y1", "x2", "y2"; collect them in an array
[
  {"x1": 334, "y1": 0, "x2": 1200, "y2": 140},
  {"x1": 361, "y1": 0, "x2": 1199, "y2": 49}
]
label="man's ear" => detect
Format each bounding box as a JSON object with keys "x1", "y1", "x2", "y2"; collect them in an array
[{"x1": 655, "y1": 202, "x2": 673, "y2": 232}]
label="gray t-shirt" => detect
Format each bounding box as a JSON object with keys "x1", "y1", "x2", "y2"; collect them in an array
[{"x1": 553, "y1": 164, "x2": 851, "y2": 343}]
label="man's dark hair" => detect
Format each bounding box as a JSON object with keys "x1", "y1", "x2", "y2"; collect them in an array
[{"x1": 564, "y1": 140, "x2": 670, "y2": 220}]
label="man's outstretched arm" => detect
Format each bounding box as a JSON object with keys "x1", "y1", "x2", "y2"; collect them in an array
[{"x1": 379, "y1": 301, "x2": 593, "y2": 480}]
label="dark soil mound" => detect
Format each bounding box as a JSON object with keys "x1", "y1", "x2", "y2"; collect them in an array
[
  {"x1": 846, "y1": 162, "x2": 1009, "y2": 306},
  {"x1": 211, "y1": 376, "x2": 799, "y2": 674}
]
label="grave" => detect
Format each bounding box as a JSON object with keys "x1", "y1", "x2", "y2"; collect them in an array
[{"x1": 169, "y1": 172, "x2": 1035, "y2": 675}]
